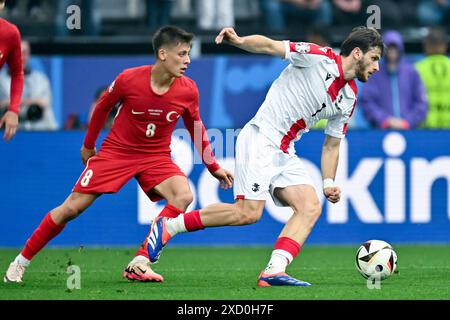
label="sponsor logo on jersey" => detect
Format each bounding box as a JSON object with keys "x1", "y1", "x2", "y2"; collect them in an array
[
  {"x1": 325, "y1": 73, "x2": 332, "y2": 81},
  {"x1": 148, "y1": 109, "x2": 163, "y2": 116},
  {"x1": 252, "y1": 183, "x2": 260, "y2": 192},
  {"x1": 295, "y1": 42, "x2": 310, "y2": 54}
]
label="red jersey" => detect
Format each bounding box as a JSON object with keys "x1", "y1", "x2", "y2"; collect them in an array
[
  {"x1": 0, "y1": 18, "x2": 23, "y2": 114},
  {"x1": 84, "y1": 65, "x2": 220, "y2": 172}
]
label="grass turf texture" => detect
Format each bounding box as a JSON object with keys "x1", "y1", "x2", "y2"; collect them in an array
[{"x1": 0, "y1": 246, "x2": 449, "y2": 300}]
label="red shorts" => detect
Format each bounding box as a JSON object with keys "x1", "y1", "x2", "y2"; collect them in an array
[{"x1": 72, "y1": 151, "x2": 185, "y2": 202}]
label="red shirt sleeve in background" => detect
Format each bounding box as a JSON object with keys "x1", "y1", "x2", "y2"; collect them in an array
[{"x1": 6, "y1": 23, "x2": 23, "y2": 114}]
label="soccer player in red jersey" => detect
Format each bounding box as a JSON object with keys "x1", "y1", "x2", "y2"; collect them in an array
[
  {"x1": 0, "y1": 0, "x2": 24, "y2": 142},
  {"x1": 4, "y1": 26, "x2": 233, "y2": 283}
]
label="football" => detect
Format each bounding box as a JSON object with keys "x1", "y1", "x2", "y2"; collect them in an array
[{"x1": 355, "y1": 240, "x2": 398, "y2": 280}]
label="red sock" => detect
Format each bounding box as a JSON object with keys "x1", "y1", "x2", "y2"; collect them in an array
[
  {"x1": 184, "y1": 210, "x2": 205, "y2": 232},
  {"x1": 135, "y1": 204, "x2": 184, "y2": 258},
  {"x1": 21, "y1": 213, "x2": 65, "y2": 261},
  {"x1": 274, "y1": 237, "x2": 301, "y2": 263},
  {"x1": 157, "y1": 204, "x2": 184, "y2": 218}
]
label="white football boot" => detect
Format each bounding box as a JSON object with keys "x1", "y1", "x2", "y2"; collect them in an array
[
  {"x1": 123, "y1": 256, "x2": 164, "y2": 282},
  {"x1": 4, "y1": 262, "x2": 27, "y2": 283}
]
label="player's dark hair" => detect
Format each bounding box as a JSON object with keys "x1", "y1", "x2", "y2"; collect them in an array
[
  {"x1": 152, "y1": 26, "x2": 194, "y2": 58},
  {"x1": 340, "y1": 27, "x2": 384, "y2": 57}
]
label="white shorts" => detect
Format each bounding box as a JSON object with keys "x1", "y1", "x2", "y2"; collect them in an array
[{"x1": 234, "y1": 123, "x2": 315, "y2": 207}]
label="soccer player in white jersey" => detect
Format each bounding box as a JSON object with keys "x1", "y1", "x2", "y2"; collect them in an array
[{"x1": 145, "y1": 26, "x2": 384, "y2": 286}]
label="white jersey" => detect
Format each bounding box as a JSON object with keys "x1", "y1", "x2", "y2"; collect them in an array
[{"x1": 249, "y1": 41, "x2": 358, "y2": 154}]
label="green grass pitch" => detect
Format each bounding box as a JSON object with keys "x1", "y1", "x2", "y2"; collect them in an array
[{"x1": 0, "y1": 245, "x2": 449, "y2": 300}]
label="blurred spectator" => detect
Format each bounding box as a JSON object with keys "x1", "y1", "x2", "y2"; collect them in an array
[
  {"x1": 306, "y1": 24, "x2": 332, "y2": 47},
  {"x1": 359, "y1": 30, "x2": 428, "y2": 130},
  {"x1": 332, "y1": 0, "x2": 364, "y2": 26},
  {"x1": 259, "y1": 0, "x2": 332, "y2": 32},
  {"x1": 0, "y1": 40, "x2": 57, "y2": 131},
  {"x1": 147, "y1": 0, "x2": 173, "y2": 30},
  {"x1": 417, "y1": 0, "x2": 450, "y2": 26},
  {"x1": 55, "y1": 0, "x2": 101, "y2": 36},
  {"x1": 4, "y1": 0, "x2": 47, "y2": 21},
  {"x1": 64, "y1": 113, "x2": 82, "y2": 130},
  {"x1": 416, "y1": 27, "x2": 450, "y2": 128},
  {"x1": 333, "y1": 0, "x2": 416, "y2": 28},
  {"x1": 197, "y1": 0, "x2": 234, "y2": 31},
  {"x1": 367, "y1": 0, "x2": 412, "y2": 28},
  {"x1": 88, "y1": 86, "x2": 120, "y2": 130}
]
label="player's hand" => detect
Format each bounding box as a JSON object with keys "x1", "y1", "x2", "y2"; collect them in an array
[
  {"x1": 211, "y1": 168, "x2": 234, "y2": 190},
  {"x1": 81, "y1": 145, "x2": 96, "y2": 166},
  {"x1": 215, "y1": 28, "x2": 243, "y2": 46},
  {"x1": 324, "y1": 186, "x2": 341, "y2": 203},
  {"x1": 387, "y1": 117, "x2": 409, "y2": 130},
  {"x1": 0, "y1": 111, "x2": 19, "y2": 142}
]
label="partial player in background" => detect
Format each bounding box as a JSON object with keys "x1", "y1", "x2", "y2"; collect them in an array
[
  {"x1": 0, "y1": 40, "x2": 57, "y2": 131},
  {"x1": 4, "y1": 25, "x2": 233, "y2": 284},
  {"x1": 146, "y1": 26, "x2": 384, "y2": 286},
  {"x1": 0, "y1": 0, "x2": 24, "y2": 141}
]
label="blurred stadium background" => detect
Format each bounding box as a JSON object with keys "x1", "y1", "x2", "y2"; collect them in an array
[{"x1": 1, "y1": 0, "x2": 450, "y2": 253}]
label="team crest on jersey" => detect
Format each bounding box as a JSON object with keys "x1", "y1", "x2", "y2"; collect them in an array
[
  {"x1": 295, "y1": 42, "x2": 310, "y2": 54},
  {"x1": 166, "y1": 111, "x2": 180, "y2": 122}
]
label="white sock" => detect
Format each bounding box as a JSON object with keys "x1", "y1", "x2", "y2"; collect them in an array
[
  {"x1": 165, "y1": 214, "x2": 187, "y2": 237},
  {"x1": 130, "y1": 255, "x2": 149, "y2": 264},
  {"x1": 264, "y1": 250, "x2": 292, "y2": 274},
  {"x1": 14, "y1": 254, "x2": 31, "y2": 267}
]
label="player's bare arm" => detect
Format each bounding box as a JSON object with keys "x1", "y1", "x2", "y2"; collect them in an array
[
  {"x1": 215, "y1": 28, "x2": 285, "y2": 59},
  {"x1": 321, "y1": 135, "x2": 342, "y2": 203}
]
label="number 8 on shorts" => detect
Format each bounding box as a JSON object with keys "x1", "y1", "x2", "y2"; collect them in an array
[{"x1": 81, "y1": 169, "x2": 94, "y2": 187}]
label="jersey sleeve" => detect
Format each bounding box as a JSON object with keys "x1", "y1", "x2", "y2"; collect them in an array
[
  {"x1": 84, "y1": 73, "x2": 124, "y2": 149},
  {"x1": 325, "y1": 100, "x2": 357, "y2": 139},
  {"x1": 182, "y1": 82, "x2": 220, "y2": 173},
  {"x1": 7, "y1": 25, "x2": 23, "y2": 114},
  {"x1": 284, "y1": 41, "x2": 336, "y2": 68}
]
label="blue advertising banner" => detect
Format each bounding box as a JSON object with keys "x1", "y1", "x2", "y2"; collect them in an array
[
  {"x1": 1, "y1": 130, "x2": 449, "y2": 247},
  {"x1": 22, "y1": 53, "x2": 429, "y2": 130}
]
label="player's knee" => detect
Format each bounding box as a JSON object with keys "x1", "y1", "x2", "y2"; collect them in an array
[
  {"x1": 61, "y1": 198, "x2": 88, "y2": 222},
  {"x1": 65, "y1": 203, "x2": 84, "y2": 219},
  {"x1": 243, "y1": 212, "x2": 261, "y2": 225},
  {"x1": 303, "y1": 200, "x2": 322, "y2": 224},
  {"x1": 173, "y1": 191, "x2": 193, "y2": 209},
  {"x1": 235, "y1": 204, "x2": 263, "y2": 225}
]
